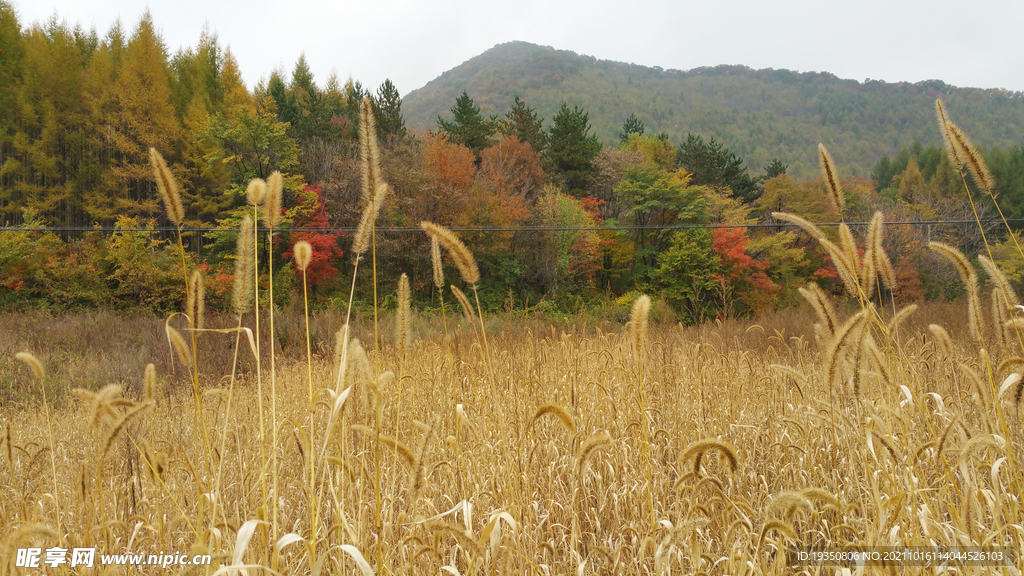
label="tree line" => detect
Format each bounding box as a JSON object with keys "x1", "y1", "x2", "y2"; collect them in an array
[{"x1": 2, "y1": 6, "x2": 1024, "y2": 320}]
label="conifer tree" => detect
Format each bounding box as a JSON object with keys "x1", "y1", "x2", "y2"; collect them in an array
[
  {"x1": 100, "y1": 12, "x2": 181, "y2": 224},
  {"x1": 546, "y1": 103, "x2": 601, "y2": 194},
  {"x1": 437, "y1": 91, "x2": 495, "y2": 157},
  {"x1": 676, "y1": 133, "x2": 760, "y2": 203},
  {"x1": 290, "y1": 53, "x2": 314, "y2": 93},
  {"x1": 499, "y1": 96, "x2": 546, "y2": 154},
  {"x1": 618, "y1": 113, "x2": 645, "y2": 144},
  {"x1": 373, "y1": 78, "x2": 406, "y2": 143}
]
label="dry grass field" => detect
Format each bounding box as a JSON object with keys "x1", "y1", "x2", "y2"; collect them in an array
[
  {"x1": 0, "y1": 294, "x2": 1021, "y2": 575},
  {"x1": 1, "y1": 100, "x2": 1022, "y2": 575}
]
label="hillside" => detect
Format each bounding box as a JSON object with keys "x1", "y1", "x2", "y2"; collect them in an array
[{"x1": 403, "y1": 41, "x2": 1024, "y2": 180}]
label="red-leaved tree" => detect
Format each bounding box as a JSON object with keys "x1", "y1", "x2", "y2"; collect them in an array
[
  {"x1": 282, "y1": 186, "x2": 345, "y2": 288},
  {"x1": 711, "y1": 227, "x2": 776, "y2": 317}
]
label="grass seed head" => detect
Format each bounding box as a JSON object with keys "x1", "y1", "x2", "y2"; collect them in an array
[
  {"x1": 819, "y1": 237, "x2": 859, "y2": 296},
  {"x1": 15, "y1": 352, "x2": 45, "y2": 382},
  {"x1": 799, "y1": 283, "x2": 837, "y2": 338},
  {"x1": 232, "y1": 215, "x2": 256, "y2": 315},
  {"x1": 143, "y1": 363, "x2": 157, "y2": 403},
  {"x1": 293, "y1": 240, "x2": 313, "y2": 272},
  {"x1": 680, "y1": 438, "x2": 739, "y2": 476},
  {"x1": 868, "y1": 212, "x2": 895, "y2": 289},
  {"x1": 102, "y1": 400, "x2": 153, "y2": 457},
  {"x1": 818, "y1": 144, "x2": 844, "y2": 214},
  {"x1": 187, "y1": 269, "x2": 205, "y2": 330},
  {"x1": 359, "y1": 96, "x2": 382, "y2": 206},
  {"x1": 421, "y1": 222, "x2": 480, "y2": 284},
  {"x1": 575, "y1": 432, "x2": 612, "y2": 475},
  {"x1": 245, "y1": 178, "x2": 266, "y2": 206},
  {"x1": 928, "y1": 242, "x2": 982, "y2": 343},
  {"x1": 396, "y1": 273, "x2": 411, "y2": 357},
  {"x1": 772, "y1": 212, "x2": 824, "y2": 240},
  {"x1": 450, "y1": 285, "x2": 475, "y2": 322},
  {"x1": 352, "y1": 183, "x2": 389, "y2": 259},
  {"x1": 530, "y1": 403, "x2": 576, "y2": 433},
  {"x1": 928, "y1": 324, "x2": 954, "y2": 356},
  {"x1": 430, "y1": 236, "x2": 444, "y2": 289},
  {"x1": 948, "y1": 121, "x2": 994, "y2": 191},
  {"x1": 825, "y1": 307, "x2": 871, "y2": 386},
  {"x1": 165, "y1": 325, "x2": 192, "y2": 370},
  {"x1": 936, "y1": 99, "x2": 967, "y2": 168},
  {"x1": 263, "y1": 171, "x2": 283, "y2": 227},
  {"x1": 978, "y1": 255, "x2": 1019, "y2": 307},
  {"x1": 630, "y1": 294, "x2": 651, "y2": 358},
  {"x1": 149, "y1": 148, "x2": 184, "y2": 226}
]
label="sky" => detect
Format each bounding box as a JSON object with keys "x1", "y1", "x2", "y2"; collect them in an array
[{"x1": 12, "y1": 0, "x2": 1024, "y2": 95}]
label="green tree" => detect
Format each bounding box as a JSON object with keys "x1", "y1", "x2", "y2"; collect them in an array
[
  {"x1": 618, "y1": 113, "x2": 644, "y2": 144},
  {"x1": 373, "y1": 78, "x2": 406, "y2": 143},
  {"x1": 616, "y1": 166, "x2": 705, "y2": 281},
  {"x1": 200, "y1": 95, "x2": 300, "y2": 188},
  {"x1": 169, "y1": 27, "x2": 223, "y2": 118},
  {"x1": 437, "y1": 91, "x2": 496, "y2": 157},
  {"x1": 546, "y1": 103, "x2": 601, "y2": 195},
  {"x1": 499, "y1": 96, "x2": 546, "y2": 154},
  {"x1": 676, "y1": 133, "x2": 761, "y2": 203},
  {"x1": 764, "y1": 158, "x2": 787, "y2": 179},
  {"x1": 652, "y1": 229, "x2": 719, "y2": 323},
  {"x1": 290, "y1": 53, "x2": 314, "y2": 92},
  {"x1": 267, "y1": 70, "x2": 298, "y2": 127}
]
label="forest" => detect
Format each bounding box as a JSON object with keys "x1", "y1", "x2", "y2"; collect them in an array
[{"x1": 2, "y1": 6, "x2": 1024, "y2": 322}]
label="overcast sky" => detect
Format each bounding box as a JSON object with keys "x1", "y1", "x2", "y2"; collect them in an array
[{"x1": 12, "y1": 0, "x2": 1024, "y2": 95}]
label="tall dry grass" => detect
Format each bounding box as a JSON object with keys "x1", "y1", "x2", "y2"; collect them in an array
[{"x1": 1, "y1": 103, "x2": 1022, "y2": 576}]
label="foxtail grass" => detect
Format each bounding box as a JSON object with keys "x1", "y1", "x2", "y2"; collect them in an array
[
  {"x1": 150, "y1": 147, "x2": 213, "y2": 523},
  {"x1": 293, "y1": 239, "x2": 318, "y2": 559},
  {"x1": 15, "y1": 353, "x2": 62, "y2": 545},
  {"x1": 630, "y1": 294, "x2": 655, "y2": 530},
  {"x1": 263, "y1": 169, "x2": 284, "y2": 568}
]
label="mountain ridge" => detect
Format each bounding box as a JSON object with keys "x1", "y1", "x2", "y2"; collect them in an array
[{"x1": 402, "y1": 41, "x2": 1024, "y2": 180}]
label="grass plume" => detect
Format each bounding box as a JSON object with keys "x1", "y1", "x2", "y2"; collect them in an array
[
  {"x1": 421, "y1": 222, "x2": 480, "y2": 284},
  {"x1": 149, "y1": 148, "x2": 184, "y2": 226},
  {"x1": 818, "y1": 143, "x2": 844, "y2": 214}
]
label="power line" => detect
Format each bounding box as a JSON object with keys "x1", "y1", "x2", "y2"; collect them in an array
[{"x1": 0, "y1": 219, "x2": 1019, "y2": 234}]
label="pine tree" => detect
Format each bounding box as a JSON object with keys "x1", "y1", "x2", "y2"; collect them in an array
[
  {"x1": 546, "y1": 103, "x2": 601, "y2": 194},
  {"x1": 499, "y1": 96, "x2": 546, "y2": 154},
  {"x1": 618, "y1": 113, "x2": 644, "y2": 144},
  {"x1": 763, "y1": 158, "x2": 788, "y2": 179},
  {"x1": 268, "y1": 69, "x2": 297, "y2": 127},
  {"x1": 373, "y1": 78, "x2": 406, "y2": 143},
  {"x1": 676, "y1": 133, "x2": 761, "y2": 203},
  {"x1": 436, "y1": 91, "x2": 495, "y2": 157}
]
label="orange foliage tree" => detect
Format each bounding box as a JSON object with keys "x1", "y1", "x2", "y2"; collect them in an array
[{"x1": 711, "y1": 227, "x2": 777, "y2": 318}]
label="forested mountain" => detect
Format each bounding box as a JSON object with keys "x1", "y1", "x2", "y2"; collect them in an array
[{"x1": 404, "y1": 41, "x2": 1024, "y2": 179}]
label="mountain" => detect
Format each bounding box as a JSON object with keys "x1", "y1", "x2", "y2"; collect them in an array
[{"x1": 402, "y1": 41, "x2": 1024, "y2": 180}]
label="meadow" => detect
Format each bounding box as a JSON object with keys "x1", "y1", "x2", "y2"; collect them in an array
[{"x1": 1, "y1": 99, "x2": 1022, "y2": 575}]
